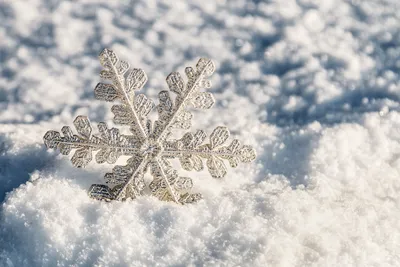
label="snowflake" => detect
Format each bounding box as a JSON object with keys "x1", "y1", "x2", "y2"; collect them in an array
[{"x1": 43, "y1": 49, "x2": 256, "y2": 204}]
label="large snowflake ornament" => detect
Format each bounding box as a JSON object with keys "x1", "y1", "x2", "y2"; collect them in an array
[{"x1": 44, "y1": 49, "x2": 256, "y2": 204}]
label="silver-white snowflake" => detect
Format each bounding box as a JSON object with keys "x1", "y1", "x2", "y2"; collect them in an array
[{"x1": 44, "y1": 49, "x2": 256, "y2": 204}]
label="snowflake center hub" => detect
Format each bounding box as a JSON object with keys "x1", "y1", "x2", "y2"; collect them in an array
[{"x1": 140, "y1": 139, "x2": 162, "y2": 158}]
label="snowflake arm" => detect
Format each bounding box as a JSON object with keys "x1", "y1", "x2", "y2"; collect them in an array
[
  {"x1": 112, "y1": 155, "x2": 148, "y2": 200},
  {"x1": 89, "y1": 154, "x2": 149, "y2": 201},
  {"x1": 149, "y1": 159, "x2": 201, "y2": 204},
  {"x1": 152, "y1": 58, "x2": 216, "y2": 141},
  {"x1": 44, "y1": 116, "x2": 140, "y2": 168},
  {"x1": 96, "y1": 49, "x2": 152, "y2": 140},
  {"x1": 162, "y1": 126, "x2": 257, "y2": 178}
]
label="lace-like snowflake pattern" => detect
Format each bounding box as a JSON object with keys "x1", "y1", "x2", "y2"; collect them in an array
[{"x1": 44, "y1": 49, "x2": 256, "y2": 204}]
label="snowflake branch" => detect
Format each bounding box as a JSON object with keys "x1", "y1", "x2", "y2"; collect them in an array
[
  {"x1": 153, "y1": 58, "x2": 215, "y2": 141},
  {"x1": 97, "y1": 49, "x2": 148, "y2": 139},
  {"x1": 113, "y1": 156, "x2": 148, "y2": 200},
  {"x1": 149, "y1": 159, "x2": 179, "y2": 203},
  {"x1": 156, "y1": 160, "x2": 180, "y2": 203},
  {"x1": 48, "y1": 139, "x2": 138, "y2": 154},
  {"x1": 162, "y1": 148, "x2": 239, "y2": 158},
  {"x1": 44, "y1": 116, "x2": 140, "y2": 167},
  {"x1": 162, "y1": 126, "x2": 257, "y2": 178}
]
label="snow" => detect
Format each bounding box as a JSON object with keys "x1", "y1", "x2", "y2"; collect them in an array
[{"x1": 1, "y1": 0, "x2": 400, "y2": 266}]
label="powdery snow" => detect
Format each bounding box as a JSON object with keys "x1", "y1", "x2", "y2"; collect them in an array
[{"x1": 1, "y1": 0, "x2": 400, "y2": 266}]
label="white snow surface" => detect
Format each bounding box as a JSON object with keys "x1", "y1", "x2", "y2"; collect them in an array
[{"x1": 1, "y1": 0, "x2": 400, "y2": 266}]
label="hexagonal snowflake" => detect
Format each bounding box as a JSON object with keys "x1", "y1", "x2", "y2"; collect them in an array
[{"x1": 44, "y1": 49, "x2": 256, "y2": 204}]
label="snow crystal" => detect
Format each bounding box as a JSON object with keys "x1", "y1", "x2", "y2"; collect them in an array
[{"x1": 1, "y1": 0, "x2": 400, "y2": 266}]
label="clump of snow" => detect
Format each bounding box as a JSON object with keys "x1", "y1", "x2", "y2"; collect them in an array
[{"x1": 1, "y1": 0, "x2": 400, "y2": 266}]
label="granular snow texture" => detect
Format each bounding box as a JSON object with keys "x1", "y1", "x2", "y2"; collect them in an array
[{"x1": 1, "y1": 0, "x2": 400, "y2": 266}]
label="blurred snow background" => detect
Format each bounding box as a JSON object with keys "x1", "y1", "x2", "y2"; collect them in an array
[{"x1": 1, "y1": 0, "x2": 400, "y2": 266}]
